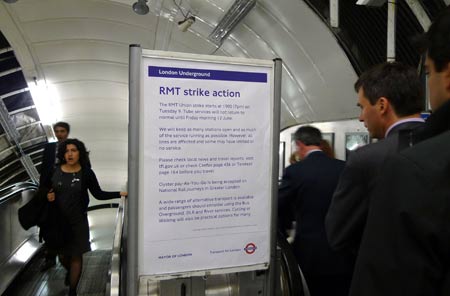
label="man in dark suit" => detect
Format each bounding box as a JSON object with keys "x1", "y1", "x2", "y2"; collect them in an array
[
  {"x1": 325, "y1": 62, "x2": 425, "y2": 254},
  {"x1": 39, "y1": 121, "x2": 70, "y2": 271},
  {"x1": 350, "y1": 7, "x2": 450, "y2": 296},
  {"x1": 40, "y1": 121, "x2": 70, "y2": 187},
  {"x1": 278, "y1": 126, "x2": 352, "y2": 296}
]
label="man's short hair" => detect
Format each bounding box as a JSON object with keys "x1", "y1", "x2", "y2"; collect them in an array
[
  {"x1": 354, "y1": 62, "x2": 424, "y2": 117},
  {"x1": 416, "y1": 6, "x2": 450, "y2": 72},
  {"x1": 53, "y1": 121, "x2": 70, "y2": 133},
  {"x1": 294, "y1": 126, "x2": 322, "y2": 146}
]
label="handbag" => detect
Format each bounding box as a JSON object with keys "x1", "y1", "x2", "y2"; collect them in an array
[{"x1": 18, "y1": 188, "x2": 49, "y2": 230}]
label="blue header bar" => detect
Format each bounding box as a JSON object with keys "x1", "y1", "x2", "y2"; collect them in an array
[
  {"x1": 420, "y1": 112, "x2": 430, "y2": 120},
  {"x1": 148, "y1": 66, "x2": 267, "y2": 83}
]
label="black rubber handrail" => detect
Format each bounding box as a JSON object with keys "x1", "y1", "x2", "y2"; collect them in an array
[
  {"x1": 87, "y1": 203, "x2": 119, "y2": 212},
  {"x1": 109, "y1": 197, "x2": 125, "y2": 296},
  {"x1": 0, "y1": 181, "x2": 38, "y2": 205},
  {"x1": 278, "y1": 231, "x2": 306, "y2": 296}
]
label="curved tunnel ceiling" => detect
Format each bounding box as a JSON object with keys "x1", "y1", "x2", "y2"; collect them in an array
[{"x1": 0, "y1": 0, "x2": 360, "y2": 191}]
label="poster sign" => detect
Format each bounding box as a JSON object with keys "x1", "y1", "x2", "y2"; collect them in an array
[{"x1": 138, "y1": 52, "x2": 275, "y2": 276}]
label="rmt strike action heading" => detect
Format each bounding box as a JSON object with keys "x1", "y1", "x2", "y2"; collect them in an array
[{"x1": 160, "y1": 87, "x2": 241, "y2": 98}]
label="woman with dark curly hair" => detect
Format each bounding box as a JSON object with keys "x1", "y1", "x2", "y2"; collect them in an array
[{"x1": 46, "y1": 138, "x2": 127, "y2": 296}]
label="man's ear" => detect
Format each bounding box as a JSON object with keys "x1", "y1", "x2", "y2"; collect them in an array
[
  {"x1": 377, "y1": 97, "x2": 389, "y2": 115},
  {"x1": 444, "y1": 62, "x2": 450, "y2": 93},
  {"x1": 296, "y1": 140, "x2": 306, "y2": 151}
]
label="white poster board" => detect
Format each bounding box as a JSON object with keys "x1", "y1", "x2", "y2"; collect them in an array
[{"x1": 138, "y1": 51, "x2": 275, "y2": 277}]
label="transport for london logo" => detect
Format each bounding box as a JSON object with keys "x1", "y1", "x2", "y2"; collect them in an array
[{"x1": 244, "y1": 242, "x2": 257, "y2": 254}]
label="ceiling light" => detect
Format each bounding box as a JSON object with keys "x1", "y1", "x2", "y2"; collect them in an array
[
  {"x1": 29, "y1": 78, "x2": 60, "y2": 125},
  {"x1": 178, "y1": 16, "x2": 195, "y2": 32},
  {"x1": 208, "y1": 0, "x2": 256, "y2": 45},
  {"x1": 3, "y1": 0, "x2": 18, "y2": 3},
  {"x1": 356, "y1": 0, "x2": 386, "y2": 6},
  {"x1": 132, "y1": 0, "x2": 149, "y2": 15}
]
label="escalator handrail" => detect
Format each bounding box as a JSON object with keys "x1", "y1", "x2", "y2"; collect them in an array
[
  {"x1": 0, "y1": 181, "x2": 38, "y2": 205},
  {"x1": 108, "y1": 196, "x2": 126, "y2": 296},
  {"x1": 0, "y1": 180, "x2": 36, "y2": 194},
  {"x1": 278, "y1": 231, "x2": 307, "y2": 296}
]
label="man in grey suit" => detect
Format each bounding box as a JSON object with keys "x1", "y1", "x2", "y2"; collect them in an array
[{"x1": 325, "y1": 62, "x2": 425, "y2": 253}]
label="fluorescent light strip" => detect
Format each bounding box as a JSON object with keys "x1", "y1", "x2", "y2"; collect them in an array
[{"x1": 208, "y1": 0, "x2": 256, "y2": 45}]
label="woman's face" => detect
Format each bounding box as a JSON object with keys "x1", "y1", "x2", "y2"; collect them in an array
[{"x1": 65, "y1": 144, "x2": 80, "y2": 165}]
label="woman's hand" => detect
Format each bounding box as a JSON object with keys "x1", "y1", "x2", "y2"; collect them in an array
[
  {"x1": 120, "y1": 191, "x2": 128, "y2": 197},
  {"x1": 47, "y1": 189, "x2": 55, "y2": 202}
]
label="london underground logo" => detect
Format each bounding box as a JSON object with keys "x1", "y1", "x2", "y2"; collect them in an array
[{"x1": 244, "y1": 243, "x2": 257, "y2": 254}]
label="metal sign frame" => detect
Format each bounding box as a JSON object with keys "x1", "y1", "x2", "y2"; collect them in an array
[{"x1": 128, "y1": 45, "x2": 281, "y2": 295}]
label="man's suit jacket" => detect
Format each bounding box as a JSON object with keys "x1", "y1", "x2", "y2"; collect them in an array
[
  {"x1": 350, "y1": 130, "x2": 450, "y2": 296},
  {"x1": 325, "y1": 121, "x2": 424, "y2": 252},
  {"x1": 278, "y1": 151, "x2": 351, "y2": 275},
  {"x1": 349, "y1": 100, "x2": 450, "y2": 296},
  {"x1": 39, "y1": 142, "x2": 57, "y2": 187}
]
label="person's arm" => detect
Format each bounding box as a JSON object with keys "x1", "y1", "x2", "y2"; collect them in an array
[
  {"x1": 325, "y1": 151, "x2": 368, "y2": 251},
  {"x1": 278, "y1": 166, "x2": 299, "y2": 236},
  {"x1": 86, "y1": 168, "x2": 122, "y2": 200}
]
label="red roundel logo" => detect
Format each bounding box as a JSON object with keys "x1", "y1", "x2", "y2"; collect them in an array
[{"x1": 244, "y1": 243, "x2": 257, "y2": 254}]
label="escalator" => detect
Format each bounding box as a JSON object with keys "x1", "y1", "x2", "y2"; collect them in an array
[
  {"x1": 0, "y1": 181, "x2": 40, "y2": 295},
  {"x1": 4, "y1": 198, "x2": 121, "y2": 296},
  {"x1": 1, "y1": 185, "x2": 307, "y2": 296},
  {"x1": 278, "y1": 232, "x2": 309, "y2": 296}
]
